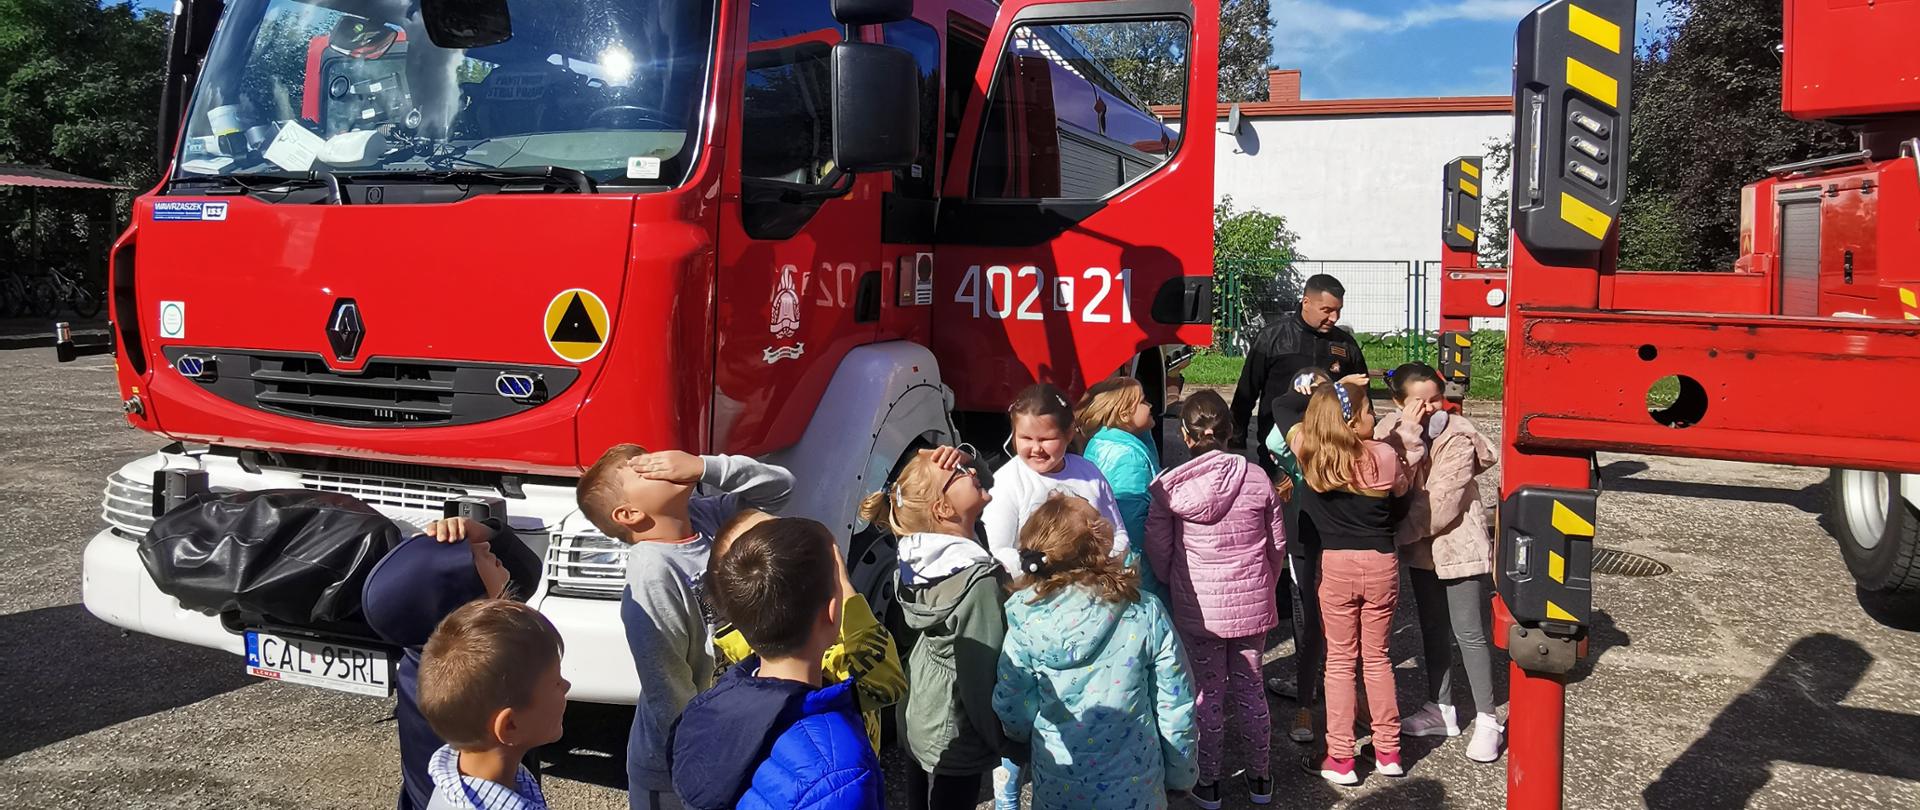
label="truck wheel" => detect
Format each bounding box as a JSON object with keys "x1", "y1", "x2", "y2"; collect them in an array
[{"x1": 1830, "y1": 469, "x2": 1920, "y2": 597}]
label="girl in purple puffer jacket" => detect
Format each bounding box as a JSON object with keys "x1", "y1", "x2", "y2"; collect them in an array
[{"x1": 1144, "y1": 390, "x2": 1287, "y2": 809}]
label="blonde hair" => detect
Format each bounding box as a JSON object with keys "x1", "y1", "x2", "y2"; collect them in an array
[
  {"x1": 858, "y1": 451, "x2": 953, "y2": 536},
  {"x1": 1297, "y1": 383, "x2": 1373, "y2": 493},
  {"x1": 1016, "y1": 494, "x2": 1138, "y2": 605},
  {"x1": 1074, "y1": 377, "x2": 1145, "y2": 450},
  {"x1": 418, "y1": 600, "x2": 564, "y2": 750},
  {"x1": 577, "y1": 443, "x2": 647, "y2": 540}
]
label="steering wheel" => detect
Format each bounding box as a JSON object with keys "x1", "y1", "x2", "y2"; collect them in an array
[{"x1": 585, "y1": 105, "x2": 677, "y2": 130}]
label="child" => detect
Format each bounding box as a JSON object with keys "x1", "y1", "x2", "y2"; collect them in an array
[
  {"x1": 993, "y1": 494, "x2": 1198, "y2": 810},
  {"x1": 1076, "y1": 377, "x2": 1164, "y2": 598},
  {"x1": 981, "y1": 383, "x2": 1130, "y2": 808},
  {"x1": 709, "y1": 508, "x2": 907, "y2": 755},
  {"x1": 1144, "y1": 391, "x2": 1286, "y2": 808},
  {"x1": 416, "y1": 599, "x2": 568, "y2": 810},
  {"x1": 364, "y1": 517, "x2": 544, "y2": 810},
  {"x1": 1262, "y1": 367, "x2": 1330, "y2": 746},
  {"x1": 982, "y1": 383, "x2": 1131, "y2": 577},
  {"x1": 860, "y1": 446, "x2": 1006, "y2": 810},
  {"x1": 671, "y1": 518, "x2": 885, "y2": 810},
  {"x1": 574, "y1": 445, "x2": 795, "y2": 810},
  {"x1": 1379, "y1": 363, "x2": 1504, "y2": 762},
  {"x1": 1292, "y1": 382, "x2": 1427, "y2": 785}
]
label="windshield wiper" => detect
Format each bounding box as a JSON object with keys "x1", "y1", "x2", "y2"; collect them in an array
[
  {"x1": 339, "y1": 165, "x2": 596, "y2": 194},
  {"x1": 169, "y1": 172, "x2": 330, "y2": 195}
]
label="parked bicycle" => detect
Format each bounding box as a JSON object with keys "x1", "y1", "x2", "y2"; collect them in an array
[
  {"x1": 44, "y1": 266, "x2": 102, "y2": 318},
  {"x1": 0, "y1": 269, "x2": 58, "y2": 319}
]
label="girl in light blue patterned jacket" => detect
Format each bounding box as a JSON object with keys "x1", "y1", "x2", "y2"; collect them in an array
[{"x1": 993, "y1": 494, "x2": 1199, "y2": 810}]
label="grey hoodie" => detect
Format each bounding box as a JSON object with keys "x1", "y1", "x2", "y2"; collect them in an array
[{"x1": 895, "y1": 542, "x2": 1009, "y2": 776}]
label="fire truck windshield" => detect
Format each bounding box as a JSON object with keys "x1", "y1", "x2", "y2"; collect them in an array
[{"x1": 175, "y1": 0, "x2": 716, "y2": 187}]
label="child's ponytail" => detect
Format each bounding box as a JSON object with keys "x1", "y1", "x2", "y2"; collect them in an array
[
  {"x1": 860, "y1": 452, "x2": 950, "y2": 536},
  {"x1": 1180, "y1": 390, "x2": 1231, "y2": 455},
  {"x1": 1016, "y1": 493, "x2": 1139, "y2": 605},
  {"x1": 857, "y1": 490, "x2": 893, "y2": 531}
]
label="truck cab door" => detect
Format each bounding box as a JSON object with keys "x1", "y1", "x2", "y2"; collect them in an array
[{"x1": 930, "y1": 0, "x2": 1216, "y2": 410}]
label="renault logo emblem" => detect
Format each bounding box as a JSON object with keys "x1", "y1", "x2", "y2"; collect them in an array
[{"x1": 328, "y1": 298, "x2": 365, "y2": 361}]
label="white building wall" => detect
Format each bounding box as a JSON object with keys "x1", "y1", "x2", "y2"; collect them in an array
[{"x1": 1211, "y1": 111, "x2": 1512, "y2": 333}]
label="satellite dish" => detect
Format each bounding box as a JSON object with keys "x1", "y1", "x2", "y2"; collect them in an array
[{"x1": 1222, "y1": 103, "x2": 1243, "y2": 136}]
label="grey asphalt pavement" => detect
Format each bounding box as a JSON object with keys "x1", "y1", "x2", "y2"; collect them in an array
[{"x1": 2, "y1": 349, "x2": 1917, "y2": 809}]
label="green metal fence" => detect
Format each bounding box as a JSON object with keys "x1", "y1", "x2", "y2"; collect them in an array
[{"x1": 1213, "y1": 258, "x2": 1435, "y2": 369}]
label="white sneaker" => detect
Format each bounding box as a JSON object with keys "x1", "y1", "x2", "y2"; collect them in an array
[
  {"x1": 1466, "y1": 714, "x2": 1505, "y2": 763},
  {"x1": 1401, "y1": 702, "x2": 1460, "y2": 737}
]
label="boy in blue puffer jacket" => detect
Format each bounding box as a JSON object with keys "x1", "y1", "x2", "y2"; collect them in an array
[{"x1": 671, "y1": 517, "x2": 883, "y2": 810}]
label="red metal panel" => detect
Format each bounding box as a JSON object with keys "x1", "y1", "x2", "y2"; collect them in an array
[
  {"x1": 1783, "y1": 0, "x2": 1920, "y2": 119},
  {"x1": 1606, "y1": 271, "x2": 1772, "y2": 312},
  {"x1": 1507, "y1": 309, "x2": 1920, "y2": 472}
]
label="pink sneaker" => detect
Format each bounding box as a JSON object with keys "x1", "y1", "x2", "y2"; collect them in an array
[
  {"x1": 1375, "y1": 750, "x2": 1407, "y2": 777},
  {"x1": 1303, "y1": 755, "x2": 1359, "y2": 786}
]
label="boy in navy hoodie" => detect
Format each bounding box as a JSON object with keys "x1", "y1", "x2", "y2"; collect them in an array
[
  {"x1": 574, "y1": 446, "x2": 796, "y2": 810},
  {"x1": 671, "y1": 517, "x2": 883, "y2": 810},
  {"x1": 364, "y1": 517, "x2": 543, "y2": 810}
]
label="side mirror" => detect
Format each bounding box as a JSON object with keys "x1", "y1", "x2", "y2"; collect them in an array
[
  {"x1": 831, "y1": 42, "x2": 919, "y2": 173},
  {"x1": 420, "y1": 0, "x2": 513, "y2": 49},
  {"x1": 832, "y1": 0, "x2": 912, "y2": 25}
]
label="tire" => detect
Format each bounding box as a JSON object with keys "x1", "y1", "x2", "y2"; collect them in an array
[
  {"x1": 26, "y1": 279, "x2": 59, "y2": 319},
  {"x1": 69, "y1": 286, "x2": 102, "y2": 318},
  {"x1": 1828, "y1": 469, "x2": 1920, "y2": 597}
]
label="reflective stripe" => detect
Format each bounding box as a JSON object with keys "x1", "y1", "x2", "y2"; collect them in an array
[
  {"x1": 1566, "y1": 56, "x2": 1619, "y2": 108},
  {"x1": 1558, "y1": 192, "x2": 1613, "y2": 240},
  {"x1": 1568, "y1": 4, "x2": 1623, "y2": 54},
  {"x1": 1461, "y1": 178, "x2": 1480, "y2": 197},
  {"x1": 1460, "y1": 161, "x2": 1481, "y2": 179}
]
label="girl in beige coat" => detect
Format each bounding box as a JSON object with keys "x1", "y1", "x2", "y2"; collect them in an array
[{"x1": 1377, "y1": 363, "x2": 1504, "y2": 763}]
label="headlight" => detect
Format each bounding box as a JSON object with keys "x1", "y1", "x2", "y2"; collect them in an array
[{"x1": 544, "y1": 532, "x2": 627, "y2": 599}]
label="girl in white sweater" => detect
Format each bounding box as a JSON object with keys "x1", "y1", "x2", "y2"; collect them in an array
[{"x1": 981, "y1": 383, "x2": 1131, "y2": 573}]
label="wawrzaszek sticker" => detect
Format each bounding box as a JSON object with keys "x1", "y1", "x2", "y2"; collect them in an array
[
  {"x1": 159, "y1": 301, "x2": 186, "y2": 339},
  {"x1": 152, "y1": 201, "x2": 229, "y2": 222}
]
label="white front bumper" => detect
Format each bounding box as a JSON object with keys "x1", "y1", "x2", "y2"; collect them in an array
[{"x1": 80, "y1": 450, "x2": 642, "y2": 704}]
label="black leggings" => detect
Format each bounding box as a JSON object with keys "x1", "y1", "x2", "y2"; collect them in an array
[{"x1": 905, "y1": 768, "x2": 985, "y2": 810}]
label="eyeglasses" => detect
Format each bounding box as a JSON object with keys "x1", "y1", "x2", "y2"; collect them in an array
[{"x1": 943, "y1": 464, "x2": 979, "y2": 493}]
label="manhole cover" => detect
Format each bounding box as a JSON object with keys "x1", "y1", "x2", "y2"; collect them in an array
[{"x1": 1593, "y1": 548, "x2": 1671, "y2": 577}]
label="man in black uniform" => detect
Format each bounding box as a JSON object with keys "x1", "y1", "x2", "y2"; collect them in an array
[
  {"x1": 1230, "y1": 273, "x2": 1370, "y2": 467},
  {"x1": 1228, "y1": 273, "x2": 1368, "y2": 741}
]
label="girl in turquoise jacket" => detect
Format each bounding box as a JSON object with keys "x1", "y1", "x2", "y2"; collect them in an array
[
  {"x1": 993, "y1": 494, "x2": 1199, "y2": 809},
  {"x1": 1076, "y1": 378, "x2": 1165, "y2": 600}
]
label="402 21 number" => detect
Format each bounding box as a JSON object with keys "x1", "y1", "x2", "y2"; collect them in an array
[{"x1": 952, "y1": 265, "x2": 1133, "y2": 324}]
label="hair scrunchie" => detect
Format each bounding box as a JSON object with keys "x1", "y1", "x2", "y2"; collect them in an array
[{"x1": 1018, "y1": 548, "x2": 1049, "y2": 576}]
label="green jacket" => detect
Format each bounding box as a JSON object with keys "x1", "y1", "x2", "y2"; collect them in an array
[{"x1": 896, "y1": 560, "x2": 1009, "y2": 775}]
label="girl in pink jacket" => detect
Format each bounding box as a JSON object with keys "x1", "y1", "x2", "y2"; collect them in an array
[
  {"x1": 1144, "y1": 391, "x2": 1286, "y2": 809},
  {"x1": 1380, "y1": 363, "x2": 1504, "y2": 763}
]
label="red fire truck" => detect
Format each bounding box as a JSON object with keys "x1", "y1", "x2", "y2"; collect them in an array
[
  {"x1": 1439, "y1": 1, "x2": 1920, "y2": 807},
  {"x1": 1436, "y1": 5, "x2": 1920, "y2": 623},
  {"x1": 76, "y1": 0, "x2": 1217, "y2": 702}
]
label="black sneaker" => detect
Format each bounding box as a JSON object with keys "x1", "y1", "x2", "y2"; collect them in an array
[
  {"x1": 1248, "y1": 775, "x2": 1274, "y2": 805},
  {"x1": 1190, "y1": 781, "x2": 1222, "y2": 810}
]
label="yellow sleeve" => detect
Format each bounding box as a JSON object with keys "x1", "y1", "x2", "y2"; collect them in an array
[
  {"x1": 820, "y1": 594, "x2": 907, "y2": 714},
  {"x1": 713, "y1": 624, "x2": 753, "y2": 668}
]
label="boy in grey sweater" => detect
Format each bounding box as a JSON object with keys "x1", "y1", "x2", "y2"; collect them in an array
[{"x1": 576, "y1": 444, "x2": 795, "y2": 810}]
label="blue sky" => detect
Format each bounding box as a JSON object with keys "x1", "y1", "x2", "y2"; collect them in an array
[
  {"x1": 1270, "y1": 0, "x2": 1676, "y2": 99},
  {"x1": 126, "y1": 0, "x2": 1673, "y2": 99}
]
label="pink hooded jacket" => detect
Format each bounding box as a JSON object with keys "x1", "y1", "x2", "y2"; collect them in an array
[{"x1": 1145, "y1": 450, "x2": 1288, "y2": 639}]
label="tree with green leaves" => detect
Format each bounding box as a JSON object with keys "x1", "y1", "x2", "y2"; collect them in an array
[
  {"x1": 1072, "y1": 0, "x2": 1273, "y2": 106},
  {"x1": 0, "y1": 0, "x2": 167, "y2": 278},
  {"x1": 1620, "y1": 0, "x2": 1852, "y2": 270},
  {"x1": 1213, "y1": 195, "x2": 1301, "y2": 351}
]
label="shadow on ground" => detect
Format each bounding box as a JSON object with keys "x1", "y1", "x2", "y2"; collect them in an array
[{"x1": 0, "y1": 603, "x2": 255, "y2": 759}]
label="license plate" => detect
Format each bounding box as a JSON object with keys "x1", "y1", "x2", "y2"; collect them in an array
[{"x1": 244, "y1": 630, "x2": 394, "y2": 697}]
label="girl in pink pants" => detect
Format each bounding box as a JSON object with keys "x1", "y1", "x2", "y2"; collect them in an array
[{"x1": 1289, "y1": 381, "x2": 1426, "y2": 785}]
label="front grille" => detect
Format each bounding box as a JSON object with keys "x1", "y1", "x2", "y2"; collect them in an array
[
  {"x1": 298, "y1": 472, "x2": 471, "y2": 513},
  {"x1": 254, "y1": 355, "x2": 458, "y2": 424},
  {"x1": 162, "y1": 347, "x2": 578, "y2": 428},
  {"x1": 102, "y1": 472, "x2": 155, "y2": 538},
  {"x1": 545, "y1": 532, "x2": 627, "y2": 599}
]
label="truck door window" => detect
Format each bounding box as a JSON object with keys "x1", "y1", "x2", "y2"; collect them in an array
[
  {"x1": 738, "y1": 0, "x2": 844, "y2": 236},
  {"x1": 971, "y1": 20, "x2": 1186, "y2": 201},
  {"x1": 943, "y1": 19, "x2": 987, "y2": 173},
  {"x1": 883, "y1": 19, "x2": 942, "y2": 200}
]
